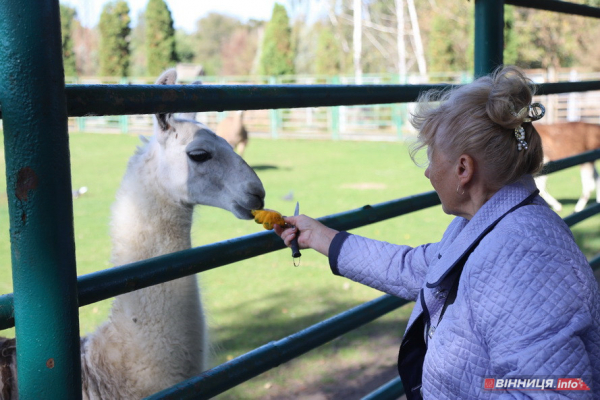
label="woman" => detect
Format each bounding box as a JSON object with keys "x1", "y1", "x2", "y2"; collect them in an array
[{"x1": 275, "y1": 66, "x2": 600, "y2": 399}]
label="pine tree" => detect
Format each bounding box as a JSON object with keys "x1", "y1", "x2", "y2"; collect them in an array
[
  {"x1": 315, "y1": 24, "x2": 342, "y2": 75},
  {"x1": 427, "y1": 2, "x2": 473, "y2": 73},
  {"x1": 99, "y1": 0, "x2": 131, "y2": 77},
  {"x1": 259, "y1": 3, "x2": 295, "y2": 76},
  {"x1": 60, "y1": 4, "x2": 78, "y2": 78},
  {"x1": 145, "y1": 0, "x2": 177, "y2": 76}
]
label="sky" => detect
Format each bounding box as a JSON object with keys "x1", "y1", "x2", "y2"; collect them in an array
[{"x1": 61, "y1": 0, "x2": 287, "y2": 33}]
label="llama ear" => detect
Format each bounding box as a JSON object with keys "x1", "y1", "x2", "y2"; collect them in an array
[
  {"x1": 155, "y1": 69, "x2": 178, "y2": 131},
  {"x1": 155, "y1": 68, "x2": 177, "y2": 86},
  {"x1": 156, "y1": 112, "x2": 174, "y2": 132}
]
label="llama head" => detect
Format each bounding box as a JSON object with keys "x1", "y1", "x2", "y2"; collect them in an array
[{"x1": 151, "y1": 69, "x2": 264, "y2": 219}]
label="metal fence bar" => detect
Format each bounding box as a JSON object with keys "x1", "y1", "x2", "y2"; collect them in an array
[
  {"x1": 360, "y1": 377, "x2": 404, "y2": 400},
  {"x1": 0, "y1": 80, "x2": 596, "y2": 120},
  {"x1": 506, "y1": 0, "x2": 600, "y2": 19},
  {"x1": 540, "y1": 148, "x2": 600, "y2": 174},
  {"x1": 590, "y1": 254, "x2": 600, "y2": 269},
  {"x1": 536, "y1": 81, "x2": 600, "y2": 95},
  {"x1": 535, "y1": 81, "x2": 600, "y2": 95},
  {"x1": 145, "y1": 294, "x2": 410, "y2": 400},
  {"x1": 0, "y1": 0, "x2": 81, "y2": 398},
  {"x1": 474, "y1": 0, "x2": 505, "y2": 77},
  {"x1": 63, "y1": 84, "x2": 448, "y2": 117},
  {"x1": 61, "y1": 80, "x2": 600, "y2": 114},
  {"x1": 0, "y1": 294, "x2": 13, "y2": 330},
  {"x1": 563, "y1": 203, "x2": 600, "y2": 227}
]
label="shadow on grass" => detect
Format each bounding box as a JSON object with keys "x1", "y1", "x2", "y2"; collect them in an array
[
  {"x1": 252, "y1": 164, "x2": 287, "y2": 171},
  {"x1": 211, "y1": 289, "x2": 407, "y2": 358},
  {"x1": 556, "y1": 198, "x2": 581, "y2": 205},
  {"x1": 572, "y1": 224, "x2": 600, "y2": 259},
  {"x1": 209, "y1": 288, "x2": 410, "y2": 399}
]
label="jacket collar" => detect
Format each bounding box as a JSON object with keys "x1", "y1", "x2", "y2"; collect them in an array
[{"x1": 425, "y1": 175, "x2": 540, "y2": 288}]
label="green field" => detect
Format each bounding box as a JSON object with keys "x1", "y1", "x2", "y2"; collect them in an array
[{"x1": 1, "y1": 132, "x2": 598, "y2": 398}]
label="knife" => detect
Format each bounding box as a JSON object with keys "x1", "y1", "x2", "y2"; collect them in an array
[{"x1": 290, "y1": 201, "x2": 301, "y2": 259}]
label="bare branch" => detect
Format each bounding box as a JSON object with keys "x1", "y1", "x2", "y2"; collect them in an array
[{"x1": 365, "y1": 29, "x2": 392, "y2": 59}]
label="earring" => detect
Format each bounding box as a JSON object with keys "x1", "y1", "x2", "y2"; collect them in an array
[{"x1": 456, "y1": 184, "x2": 465, "y2": 195}]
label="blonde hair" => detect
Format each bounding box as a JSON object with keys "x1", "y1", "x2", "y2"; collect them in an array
[{"x1": 410, "y1": 66, "x2": 544, "y2": 190}]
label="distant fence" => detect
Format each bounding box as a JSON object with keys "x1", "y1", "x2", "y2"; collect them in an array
[{"x1": 67, "y1": 69, "x2": 600, "y2": 140}]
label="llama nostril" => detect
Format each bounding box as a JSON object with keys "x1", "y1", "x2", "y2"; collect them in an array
[{"x1": 246, "y1": 192, "x2": 264, "y2": 210}]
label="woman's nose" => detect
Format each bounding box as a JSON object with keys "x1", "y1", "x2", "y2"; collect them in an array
[{"x1": 424, "y1": 166, "x2": 430, "y2": 179}]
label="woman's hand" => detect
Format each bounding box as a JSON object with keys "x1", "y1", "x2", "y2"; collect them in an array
[{"x1": 274, "y1": 215, "x2": 339, "y2": 257}]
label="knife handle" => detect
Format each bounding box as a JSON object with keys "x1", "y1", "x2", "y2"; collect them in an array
[{"x1": 290, "y1": 232, "x2": 301, "y2": 259}]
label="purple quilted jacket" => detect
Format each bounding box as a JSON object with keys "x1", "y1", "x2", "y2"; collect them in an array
[{"x1": 329, "y1": 176, "x2": 600, "y2": 398}]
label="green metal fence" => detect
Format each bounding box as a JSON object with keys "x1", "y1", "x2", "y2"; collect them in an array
[{"x1": 0, "y1": 0, "x2": 599, "y2": 399}]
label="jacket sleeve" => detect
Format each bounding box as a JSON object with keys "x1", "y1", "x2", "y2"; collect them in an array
[
  {"x1": 468, "y1": 235, "x2": 596, "y2": 399},
  {"x1": 328, "y1": 231, "x2": 439, "y2": 301}
]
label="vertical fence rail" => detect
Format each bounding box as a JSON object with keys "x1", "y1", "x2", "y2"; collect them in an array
[
  {"x1": 0, "y1": 0, "x2": 82, "y2": 398},
  {"x1": 474, "y1": 0, "x2": 505, "y2": 76}
]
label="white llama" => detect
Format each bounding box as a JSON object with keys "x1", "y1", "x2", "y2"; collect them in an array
[{"x1": 0, "y1": 69, "x2": 265, "y2": 399}]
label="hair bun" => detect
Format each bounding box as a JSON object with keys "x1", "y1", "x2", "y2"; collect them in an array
[{"x1": 486, "y1": 66, "x2": 535, "y2": 130}]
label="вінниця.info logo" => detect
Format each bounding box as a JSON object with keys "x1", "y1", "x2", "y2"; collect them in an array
[{"x1": 483, "y1": 377, "x2": 590, "y2": 391}]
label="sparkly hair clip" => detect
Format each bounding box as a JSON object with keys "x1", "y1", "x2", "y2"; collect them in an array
[{"x1": 511, "y1": 103, "x2": 545, "y2": 151}]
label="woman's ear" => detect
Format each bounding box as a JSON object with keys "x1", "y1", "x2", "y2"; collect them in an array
[{"x1": 456, "y1": 154, "x2": 475, "y2": 187}]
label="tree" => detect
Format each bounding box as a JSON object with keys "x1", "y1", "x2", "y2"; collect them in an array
[
  {"x1": 99, "y1": 0, "x2": 131, "y2": 77},
  {"x1": 259, "y1": 3, "x2": 295, "y2": 76},
  {"x1": 145, "y1": 0, "x2": 177, "y2": 75},
  {"x1": 353, "y1": 0, "x2": 363, "y2": 82},
  {"x1": 221, "y1": 27, "x2": 260, "y2": 76},
  {"x1": 73, "y1": 21, "x2": 100, "y2": 76},
  {"x1": 427, "y1": 2, "x2": 473, "y2": 73},
  {"x1": 193, "y1": 13, "x2": 242, "y2": 75},
  {"x1": 60, "y1": 4, "x2": 78, "y2": 78},
  {"x1": 175, "y1": 29, "x2": 196, "y2": 64},
  {"x1": 130, "y1": 10, "x2": 147, "y2": 76},
  {"x1": 502, "y1": 5, "x2": 519, "y2": 66},
  {"x1": 510, "y1": 0, "x2": 600, "y2": 70},
  {"x1": 315, "y1": 23, "x2": 342, "y2": 75}
]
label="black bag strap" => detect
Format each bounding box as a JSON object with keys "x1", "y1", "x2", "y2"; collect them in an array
[
  {"x1": 436, "y1": 257, "x2": 464, "y2": 326},
  {"x1": 436, "y1": 189, "x2": 539, "y2": 326}
]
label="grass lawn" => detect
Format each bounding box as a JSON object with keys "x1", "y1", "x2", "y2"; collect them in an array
[{"x1": 0, "y1": 132, "x2": 599, "y2": 399}]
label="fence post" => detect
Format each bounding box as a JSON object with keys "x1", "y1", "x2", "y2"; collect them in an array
[
  {"x1": 269, "y1": 76, "x2": 280, "y2": 138},
  {"x1": 119, "y1": 77, "x2": 130, "y2": 133},
  {"x1": 330, "y1": 76, "x2": 340, "y2": 140},
  {"x1": 77, "y1": 116, "x2": 87, "y2": 132},
  {"x1": 0, "y1": 0, "x2": 82, "y2": 398},
  {"x1": 393, "y1": 74, "x2": 406, "y2": 140},
  {"x1": 474, "y1": 0, "x2": 505, "y2": 76}
]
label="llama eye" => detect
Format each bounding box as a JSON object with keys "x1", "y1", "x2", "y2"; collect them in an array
[{"x1": 187, "y1": 150, "x2": 212, "y2": 163}]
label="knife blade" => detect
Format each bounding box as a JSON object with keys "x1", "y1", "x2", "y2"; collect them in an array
[{"x1": 290, "y1": 201, "x2": 301, "y2": 259}]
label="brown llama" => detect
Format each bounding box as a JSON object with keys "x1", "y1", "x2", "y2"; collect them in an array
[
  {"x1": 216, "y1": 110, "x2": 248, "y2": 158},
  {"x1": 534, "y1": 121, "x2": 600, "y2": 212}
]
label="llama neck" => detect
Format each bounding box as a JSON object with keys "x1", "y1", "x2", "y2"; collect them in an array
[
  {"x1": 103, "y1": 149, "x2": 207, "y2": 382},
  {"x1": 110, "y1": 159, "x2": 193, "y2": 266}
]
